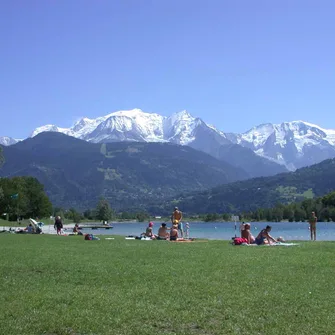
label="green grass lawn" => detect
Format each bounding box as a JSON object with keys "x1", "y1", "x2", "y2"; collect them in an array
[{"x1": 0, "y1": 234, "x2": 334, "y2": 335}]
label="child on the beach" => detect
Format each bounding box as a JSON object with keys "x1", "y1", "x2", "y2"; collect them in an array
[{"x1": 185, "y1": 222, "x2": 190, "y2": 239}]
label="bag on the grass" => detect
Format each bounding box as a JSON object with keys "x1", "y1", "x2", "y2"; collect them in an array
[
  {"x1": 84, "y1": 234, "x2": 93, "y2": 240},
  {"x1": 233, "y1": 237, "x2": 248, "y2": 245}
]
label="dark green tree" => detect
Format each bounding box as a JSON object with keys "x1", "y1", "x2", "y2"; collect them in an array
[
  {"x1": 222, "y1": 213, "x2": 230, "y2": 221},
  {"x1": 294, "y1": 207, "x2": 306, "y2": 222},
  {"x1": 272, "y1": 205, "x2": 284, "y2": 222},
  {"x1": 66, "y1": 208, "x2": 83, "y2": 223},
  {"x1": 83, "y1": 209, "x2": 95, "y2": 220},
  {"x1": 283, "y1": 207, "x2": 294, "y2": 221},
  {"x1": 319, "y1": 208, "x2": 330, "y2": 222},
  {"x1": 136, "y1": 211, "x2": 149, "y2": 222},
  {"x1": 96, "y1": 198, "x2": 113, "y2": 222},
  {"x1": 322, "y1": 192, "x2": 335, "y2": 207},
  {"x1": 265, "y1": 209, "x2": 273, "y2": 222},
  {"x1": 328, "y1": 207, "x2": 335, "y2": 222},
  {"x1": 0, "y1": 176, "x2": 52, "y2": 220},
  {"x1": 120, "y1": 211, "x2": 134, "y2": 220}
]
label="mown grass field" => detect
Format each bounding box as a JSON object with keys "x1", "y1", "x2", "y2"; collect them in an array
[{"x1": 0, "y1": 234, "x2": 334, "y2": 335}]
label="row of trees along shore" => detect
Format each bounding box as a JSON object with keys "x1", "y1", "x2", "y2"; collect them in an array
[
  {"x1": 54, "y1": 198, "x2": 151, "y2": 223},
  {"x1": 2, "y1": 186, "x2": 335, "y2": 223},
  {"x1": 201, "y1": 191, "x2": 335, "y2": 222},
  {"x1": 57, "y1": 190, "x2": 335, "y2": 224},
  {"x1": 0, "y1": 178, "x2": 151, "y2": 223}
]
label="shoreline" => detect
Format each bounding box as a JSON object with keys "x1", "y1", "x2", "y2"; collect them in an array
[
  {"x1": 2, "y1": 221, "x2": 335, "y2": 241},
  {"x1": 1, "y1": 219, "x2": 335, "y2": 229}
]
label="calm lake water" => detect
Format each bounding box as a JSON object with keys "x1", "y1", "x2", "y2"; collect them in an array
[{"x1": 68, "y1": 221, "x2": 335, "y2": 241}]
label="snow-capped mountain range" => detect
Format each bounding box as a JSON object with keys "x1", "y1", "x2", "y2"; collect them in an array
[
  {"x1": 29, "y1": 109, "x2": 212, "y2": 145},
  {"x1": 226, "y1": 121, "x2": 335, "y2": 170},
  {"x1": 1, "y1": 109, "x2": 335, "y2": 172}
]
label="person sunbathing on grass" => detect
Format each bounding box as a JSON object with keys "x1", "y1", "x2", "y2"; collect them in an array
[
  {"x1": 254, "y1": 225, "x2": 277, "y2": 245},
  {"x1": 169, "y1": 224, "x2": 179, "y2": 241},
  {"x1": 141, "y1": 222, "x2": 156, "y2": 239},
  {"x1": 157, "y1": 223, "x2": 169, "y2": 240},
  {"x1": 241, "y1": 223, "x2": 255, "y2": 244},
  {"x1": 73, "y1": 223, "x2": 83, "y2": 235},
  {"x1": 27, "y1": 223, "x2": 34, "y2": 234}
]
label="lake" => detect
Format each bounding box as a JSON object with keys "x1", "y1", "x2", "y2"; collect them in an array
[{"x1": 67, "y1": 221, "x2": 335, "y2": 241}]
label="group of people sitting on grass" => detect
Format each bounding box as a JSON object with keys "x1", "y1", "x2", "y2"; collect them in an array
[
  {"x1": 15, "y1": 219, "x2": 43, "y2": 234},
  {"x1": 240, "y1": 223, "x2": 285, "y2": 245},
  {"x1": 141, "y1": 207, "x2": 190, "y2": 241}
]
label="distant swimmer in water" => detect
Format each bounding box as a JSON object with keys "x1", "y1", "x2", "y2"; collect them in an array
[{"x1": 308, "y1": 211, "x2": 317, "y2": 241}]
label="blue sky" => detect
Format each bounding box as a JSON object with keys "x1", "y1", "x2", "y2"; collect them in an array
[{"x1": 1, "y1": 0, "x2": 335, "y2": 138}]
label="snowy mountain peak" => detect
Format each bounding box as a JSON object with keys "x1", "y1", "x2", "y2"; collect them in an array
[
  {"x1": 290, "y1": 120, "x2": 322, "y2": 128},
  {"x1": 174, "y1": 109, "x2": 192, "y2": 117},
  {"x1": 229, "y1": 120, "x2": 335, "y2": 170},
  {"x1": 26, "y1": 109, "x2": 221, "y2": 148},
  {"x1": 107, "y1": 108, "x2": 146, "y2": 118},
  {"x1": 74, "y1": 117, "x2": 93, "y2": 126},
  {"x1": 168, "y1": 110, "x2": 194, "y2": 123},
  {"x1": 30, "y1": 125, "x2": 71, "y2": 138}
]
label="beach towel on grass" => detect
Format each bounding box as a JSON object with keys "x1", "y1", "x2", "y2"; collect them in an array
[
  {"x1": 243, "y1": 242, "x2": 299, "y2": 247},
  {"x1": 268, "y1": 242, "x2": 299, "y2": 246},
  {"x1": 124, "y1": 237, "x2": 152, "y2": 240}
]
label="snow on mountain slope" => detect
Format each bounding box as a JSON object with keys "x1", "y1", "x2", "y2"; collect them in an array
[
  {"x1": 84, "y1": 109, "x2": 166, "y2": 143},
  {"x1": 0, "y1": 136, "x2": 19, "y2": 146},
  {"x1": 29, "y1": 109, "x2": 217, "y2": 145},
  {"x1": 30, "y1": 125, "x2": 73, "y2": 138},
  {"x1": 164, "y1": 110, "x2": 200, "y2": 145},
  {"x1": 227, "y1": 121, "x2": 335, "y2": 170}
]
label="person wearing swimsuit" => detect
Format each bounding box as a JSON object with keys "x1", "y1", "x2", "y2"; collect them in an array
[
  {"x1": 241, "y1": 223, "x2": 255, "y2": 244},
  {"x1": 170, "y1": 224, "x2": 178, "y2": 241},
  {"x1": 144, "y1": 222, "x2": 155, "y2": 239},
  {"x1": 157, "y1": 223, "x2": 169, "y2": 240},
  {"x1": 171, "y1": 207, "x2": 183, "y2": 238},
  {"x1": 255, "y1": 225, "x2": 277, "y2": 245},
  {"x1": 309, "y1": 211, "x2": 317, "y2": 241}
]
